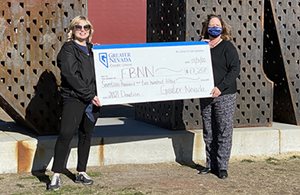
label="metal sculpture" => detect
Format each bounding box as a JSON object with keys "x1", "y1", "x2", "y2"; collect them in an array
[
  {"x1": 0, "y1": 0, "x2": 87, "y2": 135},
  {"x1": 136, "y1": 0, "x2": 274, "y2": 129}
]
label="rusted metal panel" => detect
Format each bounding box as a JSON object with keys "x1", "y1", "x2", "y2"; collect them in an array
[
  {"x1": 136, "y1": 0, "x2": 273, "y2": 129},
  {"x1": 146, "y1": 0, "x2": 186, "y2": 42},
  {"x1": 2, "y1": 0, "x2": 298, "y2": 135},
  {"x1": 266, "y1": 0, "x2": 300, "y2": 125},
  {"x1": 135, "y1": 0, "x2": 187, "y2": 130},
  {"x1": 0, "y1": 0, "x2": 87, "y2": 135},
  {"x1": 186, "y1": 0, "x2": 273, "y2": 127}
]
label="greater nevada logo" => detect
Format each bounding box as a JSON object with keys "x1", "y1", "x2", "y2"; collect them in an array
[{"x1": 99, "y1": 53, "x2": 108, "y2": 68}]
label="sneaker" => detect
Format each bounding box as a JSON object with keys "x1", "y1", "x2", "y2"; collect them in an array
[
  {"x1": 75, "y1": 172, "x2": 94, "y2": 185},
  {"x1": 47, "y1": 173, "x2": 61, "y2": 190},
  {"x1": 198, "y1": 167, "x2": 211, "y2": 174}
]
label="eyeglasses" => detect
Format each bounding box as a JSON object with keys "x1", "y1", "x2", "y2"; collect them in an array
[{"x1": 74, "y1": 24, "x2": 91, "y2": 31}]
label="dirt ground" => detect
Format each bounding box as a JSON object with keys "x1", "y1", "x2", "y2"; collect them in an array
[
  {"x1": 0, "y1": 154, "x2": 299, "y2": 195},
  {"x1": 0, "y1": 108, "x2": 299, "y2": 194}
]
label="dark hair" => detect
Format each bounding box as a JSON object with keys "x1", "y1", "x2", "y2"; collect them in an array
[{"x1": 200, "y1": 14, "x2": 232, "y2": 40}]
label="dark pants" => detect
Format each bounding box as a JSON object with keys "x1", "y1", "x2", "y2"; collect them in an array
[
  {"x1": 200, "y1": 94, "x2": 236, "y2": 171},
  {"x1": 52, "y1": 98, "x2": 96, "y2": 173}
]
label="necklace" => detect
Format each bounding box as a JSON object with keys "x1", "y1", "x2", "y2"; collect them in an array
[{"x1": 209, "y1": 38, "x2": 222, "y2": 48}]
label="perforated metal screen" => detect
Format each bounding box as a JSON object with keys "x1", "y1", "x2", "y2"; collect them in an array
[
  {"x1": 266, "y1": 0, "x2": 300, "y2": 125},
  {"x1": 135, "y1": 0, "x2": 274, "y2": 129},
  {"x1": 0, "y1": 0, "x2": 87, "y2": 135},
  {"x1": 1, "y1": 0, "x2": 299, "y2": 134}
]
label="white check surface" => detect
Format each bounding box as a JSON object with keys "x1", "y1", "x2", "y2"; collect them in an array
[{"x1": 93, "y1": 42, "x2": 214, "y2": 105}]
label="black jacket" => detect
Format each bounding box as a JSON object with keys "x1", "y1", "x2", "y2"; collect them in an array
[
  {"x1": 210, "y1": 40, "x2": 240, "y2": 95},
  {"x1": 57, "y1": 41, "x2": 96, "y2": 103}
]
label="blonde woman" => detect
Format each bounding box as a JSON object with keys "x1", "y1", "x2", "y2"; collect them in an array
[{"x1": 48, "y1": 15, "x2": 101, "y2": 190}]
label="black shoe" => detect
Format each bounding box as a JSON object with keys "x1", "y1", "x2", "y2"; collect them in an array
[
  {"x1": 47, "y1": 174, "x2": 61, "y2": 191},
  {"x1": 75, "y1": 172, "x2": 94, "y2": 185},
  {"x1": 218, "y1": 170, "x2": 228, "y2": 179},
  {"x1": 198, "y1": 167, "x2": 211, "y2": 174}
]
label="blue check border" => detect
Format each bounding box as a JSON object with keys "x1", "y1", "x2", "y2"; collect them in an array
[{"x1": 93, "y1": 41, "x2": 208, "y2": 49}]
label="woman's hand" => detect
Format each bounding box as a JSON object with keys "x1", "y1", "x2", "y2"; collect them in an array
[
  {"x1": 91, "y1": 96, "x2": 101, "y2": 107},
  {"x1": 211, "y1": 87, "x2": 221, "y2": 97}
]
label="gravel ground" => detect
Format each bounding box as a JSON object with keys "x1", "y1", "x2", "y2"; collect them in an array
[{"x1": 0, "y1": 153, "x2": 299, "y2": 195}]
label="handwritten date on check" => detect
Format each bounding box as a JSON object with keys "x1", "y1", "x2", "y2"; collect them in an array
[{"x1": 92, "y1": 41, "x2": 214, "y2": 106}]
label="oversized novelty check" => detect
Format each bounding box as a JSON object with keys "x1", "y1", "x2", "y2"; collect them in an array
[{"x1": 93, "y1": 41, "x2": 214, "y2": 105}]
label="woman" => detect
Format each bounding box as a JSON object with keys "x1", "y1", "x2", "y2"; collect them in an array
[
  {"x1": 48, "y1": 15, "x2": 101, "y2": 190},
  {"x1": 198, "y1": 14, "x2": 240, "y2": 179}
]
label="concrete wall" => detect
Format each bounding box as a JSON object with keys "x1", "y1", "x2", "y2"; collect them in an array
[{"x1": 1, "y1": 120, "x2": 300, "y2": 174}]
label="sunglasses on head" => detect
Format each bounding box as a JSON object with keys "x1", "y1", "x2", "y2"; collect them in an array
[{"x1": 74, "y1": 24, "x2": 91, "y2": 31}]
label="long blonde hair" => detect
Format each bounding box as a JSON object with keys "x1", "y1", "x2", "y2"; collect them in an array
[
  {"x1": 200, "y1": 14, "x2": 232, "y2": 41},
  {"x1": 66, "y1": 15, "x2": 94, "y2": 42}
]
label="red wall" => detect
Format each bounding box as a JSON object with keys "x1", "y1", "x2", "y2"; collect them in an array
[{"x1": 88, "y1": 0, "x2": 146, "y2": 44}]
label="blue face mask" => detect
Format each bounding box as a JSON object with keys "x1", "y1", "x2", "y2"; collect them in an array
[{"x1": 207, "y1": 26, "x2": 222, "y2": 38}]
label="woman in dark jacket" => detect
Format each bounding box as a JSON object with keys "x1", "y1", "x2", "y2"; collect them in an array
[
  {"x1": 48, "y1": 15, "x2": 101, "y2": 190},
  {"x1": 198, "y1": 14, "x2": 240, "y2": 179}
]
